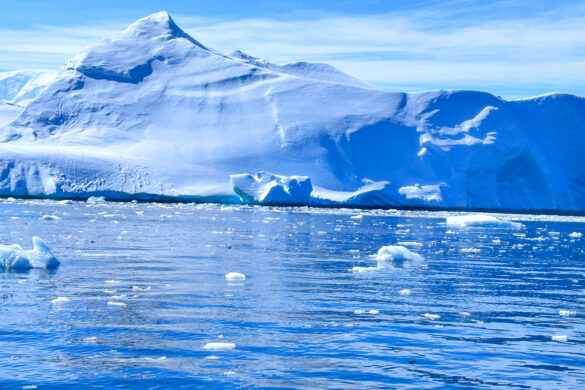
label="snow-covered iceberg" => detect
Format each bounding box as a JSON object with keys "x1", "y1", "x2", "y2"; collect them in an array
[
  {"x1": 0, "y1": 237, "x2": 60, "y2": 270},
  {"x1": 0, "y1": 11, "x2": 584, "y2": 212}
]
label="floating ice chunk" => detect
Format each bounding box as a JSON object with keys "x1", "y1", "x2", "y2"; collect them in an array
[
  {"x1": 559, "y1": 310, "x2": 576, "y2": 317},
  {"x1": 424, "y1": 313, "x2": 440, "y2": 320},
  {"x1": 460, "y1": 247, "x2": 481, "y2": 254},
  {"x1": 58, "y1": 199, "x2": 73, "y2": 205},
  {"x1": 225, "y1": 272, "x2": 246, "y2": 281},
  {"x1": 0, "y1": 237, "x2": 60, "y2": 270},
  {"x1": 105, "y1": 280, "x2": 121, "y2": 284},
  {"x1": 132, "y1": 286, "x2": 151, "y2": 292},
  {"x1": 230, "y1": 171, "x2": 313, "y2": 205},
  {"x1": 84, "y1": 336, "x2": 98, "y2": 343},
  {"x1": 351, "y1": 265, "x2": 379, "y2": 273},
  {"x1": 107, "y1": 301, "x2": 127, "y2": 307},
  {"x1": 446, "y1": 214, "x2": 523, "y2": 229},
  {"x1": 51, "y1": 297, "x2": 70, "y2": 304},
  {"x1": 569, "y1": 232, "x2": 583, "y2": 238},
  {"x1": 376, "y1": 245, "x2": 423, "y2": 266},
  {"x1": 203, "y1": 342, "x2": 236, "y2": 351},
  {"x1": 399, "y1": 289, "x2": 412, "y2": 296},
  {"x1": 368, "y1": 309, "x2": 380, "y2": 314},
  {"x1": 352, "y1": 245, "x2": 423, "y2": 273},
  {"x1": 353, "y1": 309, "x2": 366, "y2": 314},
  {"x1": 40, "y1": 214, "x2": 61, "y2": 221},
  {"x1": 87, "y1": 196, "x2": 106, "y2": 203},
  {"x1": 460, "y1": 311, "x2": 471, "y2": 317},
  {"x1": 552, "y1": 335, "x2": 567, "y2": 342},
  {"x1": 397, "y1": 241, "x2": 423, "y2": 248}
]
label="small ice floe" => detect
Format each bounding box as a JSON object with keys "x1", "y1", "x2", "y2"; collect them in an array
[
  {"x1": 84, "y1": 336, "x2": 98, "y2": 343},
  {"x1": 107, "y1": 301, "x2": 127, "y2": 307},
  {"x1": 132, "y1": 286, "x2": 151, "y2": 292},
  {"x1": 397, "y1": 241, "x2": 423, "y2": 248},
  {"x1": 559, "y1": 310, "x2": 576, "y2": 317},
  {"x1": 352, "y1": 245, "x2": 423, "y2": 273},
  {"x1": 51, "y1": 297, "x2": 70, "y2": 304},
  {"x1": 22, "y1": 385, "x2": 38, "y2": 389},
  {"x1": 446, "y1": 214, "x2": 523, "y2": 229},
  {"x1": 58, "y1": 199, "x2": 73, "y2": 205},
  {"x1": 40, "y1": 215, "x2": 61, "y2": 221},
  {"x1": 368, "y1": 309, "x2": 380, "y2": 314},
  {"x1": 87, "y1": 196, "x2": 106, "y2": 203},
  {"x1": 460, "y1": 311, "x2": 471, "y2": 317},
  {"x1": 569, "y1": 232, "x2": 583, "y2": 239},
  {"x1": 105, "y1": 280, "x2": 121, "y2": 284},
  {"x1": 0, "y1": 237, "x2": 60, "y2": 270},
  {"x1": 225, "y1": 272, "x2": 246, "y2": 281},
  {"x1": 204, "y1": 355, "x2": 221, "y2": 360},
  {"x1": 552, "y1": 335, "x2": 568, "y2": 342},
  {"x1": 399, "y1": 289, "x2": 412, "y2": 296},
  {"x1": 424, "y1": 313, "x2": 440, "y2": 321},
  {"x1": 353, "y1": 309, "x2": 379, "y2": 315},
  {"x1": 460, "y1": 247, "x2": 481, "y2": 254},
  {"x1": 203, "y1": 342, "x2": 236, "y2": 351}
]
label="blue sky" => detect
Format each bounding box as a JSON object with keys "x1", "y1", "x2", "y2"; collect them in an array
[{"x1": 2, "y1": 0, "x2": 585, "y2": 99}]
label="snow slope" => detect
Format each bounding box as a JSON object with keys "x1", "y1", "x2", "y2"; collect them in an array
[{"x1": 0, "y1": 11, "x2": 584, "y2": 212}]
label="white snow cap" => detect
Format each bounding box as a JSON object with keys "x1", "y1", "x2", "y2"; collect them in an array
[{"x1": 0, "y1": 237, "x2": 60, "y2": 270}]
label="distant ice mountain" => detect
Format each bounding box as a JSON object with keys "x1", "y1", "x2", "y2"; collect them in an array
[{"x1": 1, "y1": 11, "x2": 584, "y2": 212}]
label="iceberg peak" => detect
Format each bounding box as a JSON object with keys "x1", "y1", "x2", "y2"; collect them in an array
[{"x1": 124, "y1": 11, "x2": 207, "y2": 49}]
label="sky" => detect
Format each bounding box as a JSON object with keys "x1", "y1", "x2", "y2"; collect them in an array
[{"x1": 1, "y1": 0, "x2": 585, "y2": 99}]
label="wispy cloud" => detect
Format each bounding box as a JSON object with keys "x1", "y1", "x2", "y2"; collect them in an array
[{"x1": 2, "y1": 3, "x2": 585, "y2": 99}]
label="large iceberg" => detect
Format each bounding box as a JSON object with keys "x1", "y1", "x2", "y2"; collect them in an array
[
  {"x1": 0, "y1": 11, "x2": 584, "y2": 212},
  {"x1": 0, "y1": 237, "x2": 60, "y2": 270}
]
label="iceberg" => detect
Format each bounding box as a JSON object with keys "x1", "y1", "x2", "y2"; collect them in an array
[
  {"x1": 446, "y1": 214, "x2": 524, "y2": 229},
  {"x1": 0, "y1": 12, "x2": 584, "y2": 212},
  {"x1": 0, "y1": 237, "x2": 60, "y2": 270}
]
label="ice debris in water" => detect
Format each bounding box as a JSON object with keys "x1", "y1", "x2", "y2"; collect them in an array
[
  {"x1": 569, "y1": 232, "x2": 583, "y2": 238},
  {"x1": 108, "y1": 301, "x2": 127, "y2": 307},
  {"x1": 552, "y1": 335, "x2": 568, "y2": 342},
  {"x1": 51, "y1": 297, "x2": 70, "y2": 304},
  {"x1": 225, "y1": 272, "x2": 246, "y2": 281},
  {"x1": 424, "y1": 313, "x2": 440, "y2": 320},
  {"x1": 446, "y1": 214, "x2": 523, "y2": 229},
  {"x1": 0, "y1": 237, "x2": 60, "y2": 270},
  {"x1": 353, "y1": 309, "x2": 380, "y2": 315},
  {"x1": 87, "y1": 196, "x2": 106, "y2": 203},
  {"x1": 399, "y1": 289, "x2": 412, "y2": 296},
  {"x1": 203, "y1": 342, "x2": 236, "y2": 351},
  {"x1": 351, "y1": 245, "x2": 423, "y2": 273},
  {"x1": 559, "y1": 310, "x2": 576, "y2": 317}
]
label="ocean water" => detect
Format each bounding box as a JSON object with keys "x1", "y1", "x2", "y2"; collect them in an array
[{"x1": 0, "y1": 199, "x2": 584, "y2": 389}]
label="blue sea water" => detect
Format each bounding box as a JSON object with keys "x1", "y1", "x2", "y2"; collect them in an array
[{"x1": 0, "y1": 199, "x2": 584, "y2": 389}]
